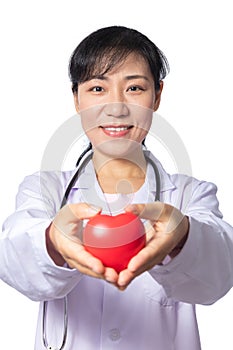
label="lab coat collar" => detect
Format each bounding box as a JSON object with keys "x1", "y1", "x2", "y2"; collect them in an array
[{"x1": 72, "y1": 150, "x2": 176, "y2": 193}]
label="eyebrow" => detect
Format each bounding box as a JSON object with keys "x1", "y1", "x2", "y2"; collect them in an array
[
  {"x1": 89, "y1": 74, "x2": 149, "y2": 81},
  {"x1": 124, "y1": 74, "x2": 149, "y2": 81}
]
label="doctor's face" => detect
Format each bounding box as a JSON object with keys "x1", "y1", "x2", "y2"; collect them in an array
[{"x1": 74, "y1": 53, "x2": 163, "y2": 157}]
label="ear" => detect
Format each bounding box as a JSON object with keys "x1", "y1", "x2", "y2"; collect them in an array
[
  {"x1": 153, "y1": 81, "x2": 164, "y2": 112},
  {"x1": 73, "y1": 92, "x2": 79, "y2": 113}
]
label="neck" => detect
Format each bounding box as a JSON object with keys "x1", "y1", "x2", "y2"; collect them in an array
[
  {"x1": 92, "y1": 147, "x2": 147, "y2": 179},
  {"x1": 92, "y1": 147, "x2": 147, "y2": 194}
]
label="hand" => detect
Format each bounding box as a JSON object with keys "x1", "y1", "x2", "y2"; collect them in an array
[
  {"x1": 117, "y1": 202, "x2": 189, "y2": 289},
  {"x1": 46, "y1": 203, "x2": 119, "y2": 283}
]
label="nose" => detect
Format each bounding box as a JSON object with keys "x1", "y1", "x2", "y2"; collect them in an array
[{"x1": 104, "y1": 102, "x2": 129, "y2": 118}]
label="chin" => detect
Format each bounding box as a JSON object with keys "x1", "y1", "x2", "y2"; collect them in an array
[{"x1": 94, "y1": 138, "x2": 143, "y2": 159}]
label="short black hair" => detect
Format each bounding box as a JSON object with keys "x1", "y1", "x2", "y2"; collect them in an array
[{"x1": 69, "y1": 25, "x2": 169, "y2": 93}]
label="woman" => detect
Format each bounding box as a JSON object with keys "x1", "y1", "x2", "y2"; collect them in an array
[{"x1": 1, "y1": 26, "x2": 233, "y2": 349}]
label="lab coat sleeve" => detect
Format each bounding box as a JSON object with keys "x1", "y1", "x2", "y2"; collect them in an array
[
  {"x1": 0, "y1": 172, "x2": 83, "y2": 302},
  {"x1": 149, "y1": 179, "x2": 233, "y2": 305}
]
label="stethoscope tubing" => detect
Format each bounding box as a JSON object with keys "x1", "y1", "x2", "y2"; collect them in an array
[
  {"x1": 43, "y1": 296, "x2": 68, "y2": 350},
  {"x1": 42, "y1": 150, "x2": 161, "y2": 349}
]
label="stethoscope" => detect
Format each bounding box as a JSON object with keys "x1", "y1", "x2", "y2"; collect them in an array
[{"x1": 42, "y1": 149, "x2": 161, "y2": 350}]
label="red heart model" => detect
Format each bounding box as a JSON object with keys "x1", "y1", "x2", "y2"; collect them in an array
[{"x1": 83, "y1": 212, "x2": 146, "y2": 272}]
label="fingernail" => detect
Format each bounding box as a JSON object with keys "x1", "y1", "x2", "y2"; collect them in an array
[
  {"x1": 118, "y1": 285, "x2": 127, "y2": 291},
  {"x1": 118, "y1": 279, "x2": 127, "y2": 287},
  {"x1": 88, "y1": 205, "x2": 101, "y2": 215},
  {"x1": 125, "y1": 204, "x2": 138, "y2": 214},
  {"x1": 92, "y1": 266, "x2": 103, "y2": 275}
]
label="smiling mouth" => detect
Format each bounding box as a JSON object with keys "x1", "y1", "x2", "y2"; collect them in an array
[
  {"x1": 101, "y1": 125, "x2": 132, "y2": 131},
  {"x1": 100, "y1": 125, "x2": 133, "y2": 137}
]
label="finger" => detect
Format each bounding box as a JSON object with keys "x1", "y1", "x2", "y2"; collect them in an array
[
  {"x1": 66, "y1": 258, "x2": 105, "y2": 279},
  {"x1": 117, "y1": 252, "x2": 163, "y2": 289},
  {"x1": 125, "y1": 203, "x2": 185, "y2": 233},
  {"x1": 129, "y1": 232, "x2": 173, "y2": 275},
  {"x1": 62, "y1": 202, "x2": 102, "y2": 221},
  {"x1": 117, "y1": 239, "x2": 163, "y2": 288},
  {"x1": 128, "y1": 246, "x2": 157, "y2": 272},
  {"x1": 104, "y1": 267, "x2": 119, "y2": 284},
  {"x1": 53, "y1": 203, "x2": 101, "y2": 241},
  {"x1": 63, "y1": 242, "x2": 105, "y2": 275},
  {"x1": 125, "y1": 202, "x2": 166, "y2": 221},
  {"x1": 117, "y1": 250, "x2": 162, "y2": 289},
  {"x1": 117, "y1": 269, "x2": 135, "y2": 288},
  {"x1": 65, "y1": 246, "x2": 119, "y2": 283}
]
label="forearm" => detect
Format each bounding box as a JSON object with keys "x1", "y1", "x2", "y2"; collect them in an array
[
  {"x1": 1, "y1": 217, "x2": 82, "y2": 301},
  {"x1": 149, "y1": 216, "x2": 233, "y2": 305}
]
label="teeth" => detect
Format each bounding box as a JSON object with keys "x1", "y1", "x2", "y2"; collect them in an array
[{"x1": 104, "y1": 127, "x2": 129, "y2": 131}]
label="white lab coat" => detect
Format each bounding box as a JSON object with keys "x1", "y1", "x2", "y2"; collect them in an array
[{"x1": 1, "y1": 151, "x2": 233, "y2": 349}]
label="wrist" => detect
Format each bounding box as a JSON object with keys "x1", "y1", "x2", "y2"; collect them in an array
[
  {"x1": 46, "y1": 224, "x2": 66, "y2": 266},
  {"x1": 169, "y1": 216, "x2": 189, "y2": 258}
]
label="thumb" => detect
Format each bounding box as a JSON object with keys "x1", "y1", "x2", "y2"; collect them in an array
[
  {"x1": 66, "y1": 203, "x2": 102, "y2": 221},
  {"x1": 125, "y1": 202, "x2": 165, "y2": 221},
  {"x1": 53, "y1": 203, "x2": 102, "y2": 243}
]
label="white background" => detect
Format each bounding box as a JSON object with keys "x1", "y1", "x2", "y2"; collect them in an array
[{"x1": 0, "y1": 0, "x2": 232, "y2": 349}]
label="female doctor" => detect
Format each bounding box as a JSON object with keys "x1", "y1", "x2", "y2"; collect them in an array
[{"x1": 1, "y1": 26, "x2": 233, "y2": 350}]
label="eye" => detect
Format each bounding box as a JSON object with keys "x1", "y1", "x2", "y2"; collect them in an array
[
  {"x1": 90, "y1": 86, "x2": 104, "y2": 92},
  {"x1": 127, "y1": 85, "x2": 145, "y2": 92}
]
